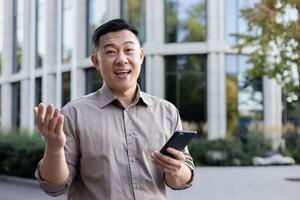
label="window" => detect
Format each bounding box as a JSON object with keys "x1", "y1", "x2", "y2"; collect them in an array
[
  {"x1": 0, "y1": 0, "x2": 4, "y2": 74},
  {"x1": 12, "y1": 82, "x2": 21, "y2": 129},
  {"x1": 85, "y1": 67, "x2": 102, "y2": 94},
  {"x1": 224, "y1": 0, "x2": 260, "y2": 44},
  {"x1": 13, "y1": 0, "x2": 24, "y2": 73},
  {"x1": 62, "y1": 0, "x2": 73, "y2": 64},
  {"x1": 86, "y1": 0, "x2": 107, "y2": 56},
  {"x1": 121, "y1": 0, "x2": 146, "y2": 43},
  {"x1": 35, "y1": 77, "x2": 42, "y2": 106},
  {"x1": 226, "y1": 54, "x2": 263, "y2": 138},
  {"x1": 165, "y1": 55, "x2": 207, "y2": 132},
  {"x1": 62, "y1": 72, "x2": 71, "y2": 106},
  {"x1": 36, "y1": 0, "x2": 46, "y2": 68},
  {"x1": 165, "y1": 0, "x2": 206, "y2": 43}
]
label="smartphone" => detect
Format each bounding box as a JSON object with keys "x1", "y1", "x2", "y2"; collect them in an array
[{"x1": 160, "y1": 130, "x2": 197, "y2": 158}]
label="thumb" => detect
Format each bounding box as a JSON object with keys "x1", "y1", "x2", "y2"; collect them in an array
[{"x1": 33, "y1": 107, "x2": 38, "y2": 116}]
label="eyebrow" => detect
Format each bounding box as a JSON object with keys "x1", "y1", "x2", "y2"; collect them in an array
[{"x1": 103, "y1": 41, "x2": 136, "y2": 49}]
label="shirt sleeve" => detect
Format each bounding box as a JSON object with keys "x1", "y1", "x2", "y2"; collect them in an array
[
  {"x1": 164, "y1": 107, "x2": 195, "y2": 190},
  {"x1": 35, "y1": 105, "x2": 80, "y2": 196}
]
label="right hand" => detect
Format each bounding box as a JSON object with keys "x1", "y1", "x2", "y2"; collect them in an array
[{"x1": 33, "y1": 103, "x2": 66, "y2": 152}]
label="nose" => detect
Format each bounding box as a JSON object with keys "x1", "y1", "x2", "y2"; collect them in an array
[{"x1": 115, "y1": 52, "x2": 128, "y2": 66}]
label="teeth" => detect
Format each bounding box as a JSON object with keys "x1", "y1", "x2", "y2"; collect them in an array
[{"x1": 115, "y1": 70, "x2": 131, "y2": 74}]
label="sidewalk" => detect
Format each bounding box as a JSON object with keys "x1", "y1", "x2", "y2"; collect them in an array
[{"x1": 0, "y1": 166, "x2": 299, "y2": 200}]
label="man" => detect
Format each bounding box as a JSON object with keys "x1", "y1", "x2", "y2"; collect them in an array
[{"x1": 34, "y1": 19, "x2": 194, "y2": 200}]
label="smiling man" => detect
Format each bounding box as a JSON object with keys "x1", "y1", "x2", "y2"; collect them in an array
[{"x1": 34, "y1": 19, "x2": 194, "y2": 200}]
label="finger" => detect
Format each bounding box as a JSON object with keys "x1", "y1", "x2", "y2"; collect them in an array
[
  {"x1": 36, "y1": 103, "x2": 46, "y2": 130},
  {"x1": 151, "y1": 152, "x2": 179, "y2": 171},
  {"x1": 55, "y1": 115, "x2": 64, "y2": 135},
  {"x1": 167, "y1": 148, "x2": 186, "y2": 161},
  {"x1": 43, "y1": 103, "x2": 54, "y2": 130},
  {"x1": 49, "y1": 108, "x2": 60, "y2": 132},
  {"x1": 153, "y1": 151, "x2": 180, "y2": 166},
  {"x1": 33, "y1": 107, "x2": 38, "y2": 116}
]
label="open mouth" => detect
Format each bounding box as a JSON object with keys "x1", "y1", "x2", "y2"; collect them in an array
[{"x1": 114, "y1": 70, "x2": 132, "y2": 79}]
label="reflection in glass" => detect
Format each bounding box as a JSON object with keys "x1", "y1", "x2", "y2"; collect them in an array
[
  {"x1": 165, "y1": 55, "x2": 207, "y2": 132},
  {"x1": 12, "y1": 82, "x2": 21, "y2": 129},
  {"x1": 121, "y1": 0, "x2": 146, "y2": 43},
  {"x1": 224, "y1": 0, "x2": 260, "y2": 44},
  {"x1": 35, "y1": 77, "x2": 42, "y2": 105},
  {"x1": 165, "y1": 0, "x2": 206, "y2": 43},
  {"x1": 36, "y1": 0, "x2": 46, "y2": 68},
  {"x1": 225, "y1": 54, "x2": 263, "y2": 139},
  {"x1": 85, "y1": 67, "x2": 102, "y2": 94},
  {"x1": 14, "y1": 0, "x2": 24, "y2": 73},
  {"x1": 62, "y1": 72, "x2": 71, "y2": 106},
  {"x1": 86, "y1": 0, "x2": 107, "y2": 55},
  {"x1": 62, "y1": 0, "x2": 73, "y2": 64}
]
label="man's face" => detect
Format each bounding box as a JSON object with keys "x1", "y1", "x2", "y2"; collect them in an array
[{"x1": 92, "y1": 30, "x2": 144, "y2": 94}]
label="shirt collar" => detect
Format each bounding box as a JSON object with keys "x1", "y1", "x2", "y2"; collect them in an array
[{"x1": 98, "y1": 84, "x2": 152, "y2": 108}]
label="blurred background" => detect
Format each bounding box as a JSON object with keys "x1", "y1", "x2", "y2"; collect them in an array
[{"x1": 0, "y1": 0, "x2": 299, "y2": 179}]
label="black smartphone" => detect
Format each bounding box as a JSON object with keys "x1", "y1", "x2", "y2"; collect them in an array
[{"x1": 160, "y1": 130, "x2": 197, "y2": 158}]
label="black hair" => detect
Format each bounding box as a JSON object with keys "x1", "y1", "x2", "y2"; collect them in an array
[{"x1": 92, "y1": 19, "x2": 139, "y2": 51}]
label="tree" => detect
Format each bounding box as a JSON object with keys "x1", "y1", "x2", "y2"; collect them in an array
[{"x1": 235, "y1": 0, "x2": 300, "y2": 94}]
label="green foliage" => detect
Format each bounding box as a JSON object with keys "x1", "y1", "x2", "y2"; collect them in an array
[
  {"x1": 235, "y1": 0, "x2": 300, "y2": 93},
  {"x1": 281, "y1": 132, "x2": 300, "y2": 163},
  {"x1": 0, "y1": 132, "x2": 44, "y2": 178},
  {"x1": 189, "y1": 133, "x2": 274, "y2": 166}
]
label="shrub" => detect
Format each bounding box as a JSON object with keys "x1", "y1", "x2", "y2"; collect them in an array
[{"x1": 0, "y1": 131, "x2": 44, "y2": 178}]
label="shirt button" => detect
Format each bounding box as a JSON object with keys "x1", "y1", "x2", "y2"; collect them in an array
[
  {"x1": 129, "y1": 132, "x2": 136, "y2": 137},
  {"x1": 130, "y1": 157, "x2": 136, "y2": 162},
  {"x1": 133, "y1": 184, "x2": 141, "y2": 190}
]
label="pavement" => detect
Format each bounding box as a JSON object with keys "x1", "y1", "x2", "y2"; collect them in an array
[{"x1": 0, "y1": 166, "x2": 299, "y2": 200}]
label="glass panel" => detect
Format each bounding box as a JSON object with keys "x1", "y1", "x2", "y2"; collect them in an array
[
  {"x1": 137, "y1": 59, "x2": 146, "y2": 91},
  {"x1": 225, "y1": 54, "x2": 263, "y2": 139},
  {"x1": 121, "y1": 0, "x2": 146, "y2": 43},
  {"x1": 14, "y1": 0, "x2": 24, "y2": 73},
  {"x1": 85, "y1": 67, "x2": 102, "y2": 94},
  {"x1": 62, "y1": 0, "x2": 73, "y2": 64},
  {"x1": 36, "y1": 0, "x2": 46, "y2": 68},
  {"x1": 165, "y1": 55, "x2": 207, "y2": 132},
  {"x1": 86, "y1": 0, "x2": 107, "y2": 55},
  {"x1": 165, "y1": 0, "x2": 206, "y2": 43},
  {"x1": 224, "y1": 0, "x2": 260, "y2": 44},
  {"x1": 62, "y1": 72, "x2": 71, "y2": 106},
  {"x1": 12, "y1": 82, "x2": 21, "y2": 129},
  {"x1": 35, "y1": 77, "x2": 42, "y2": 105}
]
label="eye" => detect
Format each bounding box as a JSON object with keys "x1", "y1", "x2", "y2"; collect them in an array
[
  {"x1": 126, "y1": 48, "x2": 135, "y2": 53},
  {"x1": 106, "y1": 50, "x2": 116, "y2": 54}
]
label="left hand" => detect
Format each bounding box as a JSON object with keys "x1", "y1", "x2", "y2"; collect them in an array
[{"x1": 151, "y1": 147, "x2": 186, "y2": 177}]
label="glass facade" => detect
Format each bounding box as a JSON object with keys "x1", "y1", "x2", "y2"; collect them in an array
[
  {"x1": 62, "y1": 0, "x2": 73, "y2": 64},
  {"x1": 86, "y1": 0, "x2": 107, "y2": 55},
  {"x1": 224, "y1": 0, "x2": 260, "y2": 44},
  {"x1": 226, "y1": 54, "x2": 263, "y2": 138},
  {"x1": 85, "y1": 67, "x2": 102, "y2": 94},
  {"x1": 36, "y1": 0, "x2": 46, "y2": 68},
  {"x1": 62, "y1": 71, "x2": 71, "y2": 106},
  {"x1": 165, "y1": 55, "x2": 207, "y2": 132},
  {"x1": 35, "y1": 77, "x2": 42, "y2": 106},
  {"x1": 121, "y1": 0, "x2": 146, "y2": 43},
  {"x1": 13, "y1": 0, "x2": 24, "y2": 73},
  {"x1": 12, "y1": 82, "x2": 21, "y2": 129},
  {"x1": 165, "y1": 0, "x2": 206, "y2": 43}
]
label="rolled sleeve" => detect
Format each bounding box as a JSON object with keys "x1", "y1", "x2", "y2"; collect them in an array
[
  {"x1": 35, "y1": 161, "x2": 73, "y2": 196},
  {"x1": 164, "y1": 148, "x2": 195, "y2": 190}
]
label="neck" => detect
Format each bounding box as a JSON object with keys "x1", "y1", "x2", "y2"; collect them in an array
[{"x1": 112, "y1": 86, "x2": 137, "y2": 108}]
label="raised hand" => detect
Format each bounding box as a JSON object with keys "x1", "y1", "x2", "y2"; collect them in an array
[{"x1": 33, "y1": 103, "x2": 66, "y2": 152}]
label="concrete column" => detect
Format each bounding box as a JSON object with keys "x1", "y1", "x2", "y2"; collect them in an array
[
  {"x1": 1, "y1": 0, "x2": 14, "y2": 129},
  {"x1": 20, "y1": 0, "x2": 33, "y2": 130},
  {"x1": 207, "y1": 0, "x2": 226, "y2": 139},
  {"x1": 72, "y1": 0, "x2": 86, "y2": 100},
  {"x1": 263, "y1": 76, "x2": 282, "y2": 150},
  {"x1": 145, "y1": 0, "x2": 164, "y2": 97},
  {"x1": 44, "y1": 0, "x2": 58, "y2": 104}
]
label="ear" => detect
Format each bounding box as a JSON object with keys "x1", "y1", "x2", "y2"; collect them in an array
[
  {"x1": 91, "y1": 54, "x2": 101, "y2": 71},
  {"x1": 139, "y1": 48, "x2": 145, "y2": 64}
]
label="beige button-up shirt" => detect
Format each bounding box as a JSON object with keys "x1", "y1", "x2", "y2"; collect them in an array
[{"x1": 36, "y1": 84, "x2": 194, "y2": 200}]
